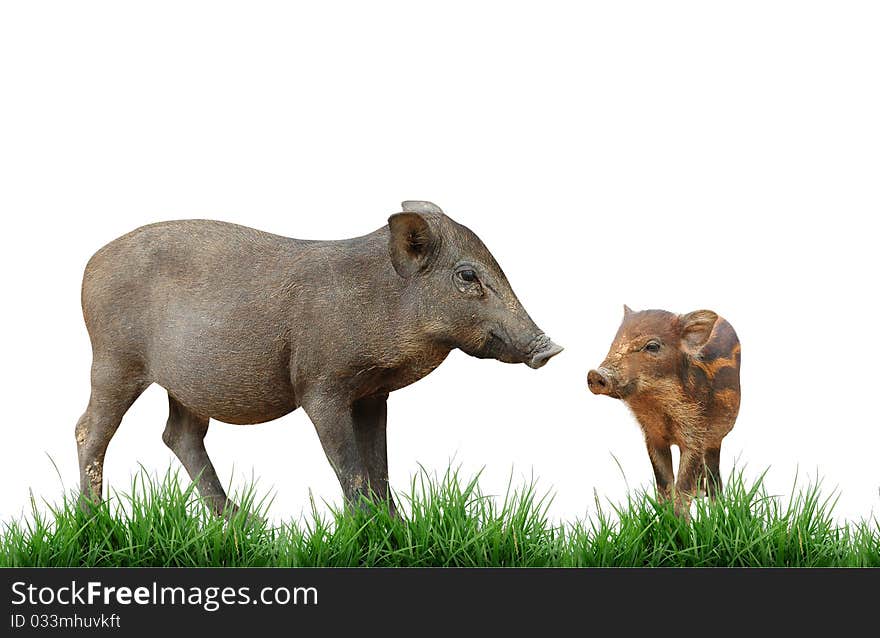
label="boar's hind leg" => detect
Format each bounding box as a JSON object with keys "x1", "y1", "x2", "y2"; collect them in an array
[
  {"x1": 353, "y1": 394, "x2": 398, "y2": 516},
  {"x1": 703, "y1": 446, "x2": 722, "y2": 500},
  {"x1": 302, "y1": 395, "x2": 371, "y2": 510},
  {"x1": 76, "y1": 360, "x2": 148, "y2": 508},
  {"x1": 162, "y1": 395, "x2": 232, "y2": 516}
]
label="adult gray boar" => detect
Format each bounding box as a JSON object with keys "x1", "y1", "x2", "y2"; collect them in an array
[{"x1": 76, "y1": 201, "x2": 562, "y2": 515}]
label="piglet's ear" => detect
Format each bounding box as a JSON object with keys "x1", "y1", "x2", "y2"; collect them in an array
[
  {"x1": 388, "y1": 212, "x2": 440, "y2": 278},
  {"x1": 680, "y1": 310, "x2": 719, "y2": 349}
]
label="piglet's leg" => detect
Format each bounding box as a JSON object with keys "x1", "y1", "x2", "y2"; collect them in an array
[
  {"x1": 646, "y1": 442, "x2": 674, "y2": 503},
  {"x1": 703, "y1": 446, "x2": 723, "y2": 499},
  {"x1": 673, "y1": 447, "x2": 705, "y2": 519}
]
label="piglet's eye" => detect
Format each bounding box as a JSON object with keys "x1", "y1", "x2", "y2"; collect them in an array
[
  {"x1": 458, "y1": 269, "x2": 478, "y2": 283},
  {"x1": 644, "y1": 341, "x2": 661, "y2": 353}
]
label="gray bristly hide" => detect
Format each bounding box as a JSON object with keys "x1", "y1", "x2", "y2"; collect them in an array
[{"x1": 75, "y1": 201, "x2": 563, "y2": 515}]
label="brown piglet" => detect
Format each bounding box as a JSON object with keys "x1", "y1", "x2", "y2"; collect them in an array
[{"x1": 587, "y1": 306, "x2": 741, "y2": 517}]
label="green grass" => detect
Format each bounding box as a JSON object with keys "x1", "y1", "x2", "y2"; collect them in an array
[{"x1": 1, "y1": 466, "x2": 877, "y2": 567}]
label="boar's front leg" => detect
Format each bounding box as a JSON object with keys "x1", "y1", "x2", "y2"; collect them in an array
[
  {"x1": 353, "y1": 393, "x2": 398, "y2": 516},
  {"x1": 302, "y1": 393, "x2": 371, "y2": 510},
  {"x1": 645, "y1": 441, "x2": 674, "y2": 503}
]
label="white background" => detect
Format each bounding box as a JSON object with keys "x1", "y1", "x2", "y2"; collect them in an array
[{"x1": 1, "y1": 2, "x2": 878, "y2": 525}]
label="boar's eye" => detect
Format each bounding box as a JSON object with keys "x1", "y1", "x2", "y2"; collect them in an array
[
  {"x1": 453, "y1": 265, "x2": 483, "y2": 295},
  {"x1": 644, "y1": 341, "x2": 661, "y2": 353}
]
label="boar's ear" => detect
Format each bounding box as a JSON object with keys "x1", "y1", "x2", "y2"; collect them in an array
[
  {"x1": 388, "y1": 212, "x2": 440, "y2": 278},
  {"x1": 401, "y1": 200, "x2": 444, "y2": 215},
  {"x1": 623, "y1": 304, "x2": 634, "y2": 317},
  {"x1": 680, "y1": 310, "x2": 719, "y2": 350}
]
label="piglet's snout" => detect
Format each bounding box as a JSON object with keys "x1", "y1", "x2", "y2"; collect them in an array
[{"x1": 587, "y1": 368, "x2": 614, "y2": 396}]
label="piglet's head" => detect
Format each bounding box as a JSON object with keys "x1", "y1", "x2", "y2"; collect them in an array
[{"x1": 587, "y1": 306, "x2": 718, "y2": 400}]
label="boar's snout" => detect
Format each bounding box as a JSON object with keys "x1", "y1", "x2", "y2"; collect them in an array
[
  {"x1": 588, "y1": 367, "x2": 617, "y2": 397},
  {"x1": 526, "y1": 336, "x2": 564, "y2": 369}
]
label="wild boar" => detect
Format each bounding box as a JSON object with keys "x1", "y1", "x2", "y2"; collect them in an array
[
  {"x1": 587, "y1": 306, "x2": 740, "y2": 516},
  {"x1": 76, "y1": 200, "x2": 562, "y2": 515}
]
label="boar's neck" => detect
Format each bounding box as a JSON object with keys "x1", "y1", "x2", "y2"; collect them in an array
[{"x1": 283, "y1": 228, "x2": 452, "y2": 397}]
